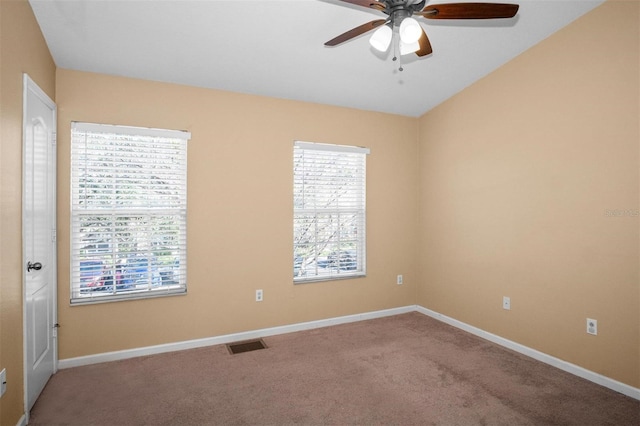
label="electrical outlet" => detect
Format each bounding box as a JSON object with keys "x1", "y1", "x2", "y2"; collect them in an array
[
  {"x1": 397, "y1": 275, "x2": 403, "y2": 285},
  {"x1": 587, "y1": 318, "x2": 597, "y2": 335},
  {"x1": 255, "y1": 289, "x2": 263, "y2": 302},
  {"x1": 1, "y1": 368, "x2": 6, "y2": 398},
  {"x1": 503, "y1": 296, "x2": 511, "y2": 310}
]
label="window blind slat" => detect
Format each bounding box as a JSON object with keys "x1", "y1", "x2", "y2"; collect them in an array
[
  {"x1": 294, "y1": 141, "x2": 370, "y2": 155},
  {"x1": 73, "y1": 122, "x2": 191, "y2": 140}
]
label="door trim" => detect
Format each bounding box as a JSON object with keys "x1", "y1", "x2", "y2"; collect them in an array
[{"x1": 22, "y1": 73, "x2": 57, "y2": 418}]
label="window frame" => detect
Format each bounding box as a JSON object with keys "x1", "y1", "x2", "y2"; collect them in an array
[
  {"x1": 293, "y1": 141, "x2": 370, "y2": 284},
  {"x1": 70, "y1": 122, "x2": 190, "y2": 305}
]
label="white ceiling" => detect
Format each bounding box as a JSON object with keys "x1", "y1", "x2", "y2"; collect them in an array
[{"x1": 29, "y1": 0, "x2": 604, "y2": 117}]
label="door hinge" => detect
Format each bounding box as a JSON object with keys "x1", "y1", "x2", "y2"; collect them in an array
[
  {"x1": 51, "y1": 229, "x2": 57, "y2": 242},
  {"x1": 53, "y1": 323, "x2": 60, "y2": 337},
  {"x1": 51, "y1": 132, "x2": 57, "y2": 146}
]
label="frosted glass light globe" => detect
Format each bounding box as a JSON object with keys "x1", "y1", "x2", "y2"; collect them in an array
[
  {"x1": 399, "y1": 17, "x2": 421, "y2": 44},
  {"x1": 369, "y1": 25, "x2": 392, "y2": 52},
  {"x1": 400, "y1": 41, "x2": 420, "y2": 55}
]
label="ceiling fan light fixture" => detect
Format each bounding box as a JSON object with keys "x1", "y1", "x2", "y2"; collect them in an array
[
  {"x1": 400, "y1": 40, "x2": 420, "y2": 56},
  {"x1": 369, "y1": 24, "x2": 392, "y2": 52},
  {"x1": 399, "y1": 17, "x2": 421, "y2": 44}
]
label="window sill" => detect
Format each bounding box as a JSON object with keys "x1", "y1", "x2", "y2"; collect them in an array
[
  {"x1": 70, "y1": 288, "x2": 187, "y2": 306},
  {"x1": 294, "y1": 273, "x2": 366, "y2": 285}
]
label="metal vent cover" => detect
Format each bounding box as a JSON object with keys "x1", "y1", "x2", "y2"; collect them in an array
[{"x1": 226, "y1": 339, "x2": 268, "y2": 355}]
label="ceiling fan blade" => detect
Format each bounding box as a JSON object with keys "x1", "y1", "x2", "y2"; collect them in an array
[
  {"x1": 324, "y1": 19, "x2": 387, "y2": 46},
  {"x1": 419, "y1": 3, "x2": 519, "y2": 19},
  {"x1": 334, "y1": 0, "x2": 386, "y2": 11},
  {"x1": 416, "y1": 28, "x2": 433, "y2": 57}
]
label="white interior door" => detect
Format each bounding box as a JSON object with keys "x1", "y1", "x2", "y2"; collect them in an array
[{"x1": 23, "y1": 74, "x2": 57, "y2": 412}]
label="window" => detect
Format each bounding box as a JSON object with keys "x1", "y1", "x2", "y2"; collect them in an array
[
  {"x1": 293, "y1": 141, "x2": 369, "y2": 282},
  {"x1": 70, "y1": 122, "x2": 189, "y2": 304}
]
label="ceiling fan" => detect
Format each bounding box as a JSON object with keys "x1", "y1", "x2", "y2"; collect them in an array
[{"x1": 325, "y1": 0, "x2": 519, "y2": 69}]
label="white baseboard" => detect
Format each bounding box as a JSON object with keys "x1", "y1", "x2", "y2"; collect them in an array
[
  {"x1": 415, "y1": 305, "x2": 640, "y2": 401},
  {"x1": 58, "y1": 305, "x2": 415, "y2": 369},
  {"x1": 57, "y1": 304, "x2": 639, "y2": 401},
  {"x1": 16, "y1": 414, "x2": 27, "y2": 426}
]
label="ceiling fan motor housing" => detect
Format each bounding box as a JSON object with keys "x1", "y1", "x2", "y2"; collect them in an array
[
  {"x1": 381, "y1": 0, "x2": 427, "y2": 27},
  {"x1": 381, "y1": 1, "x2": 426, "y2": 14}
]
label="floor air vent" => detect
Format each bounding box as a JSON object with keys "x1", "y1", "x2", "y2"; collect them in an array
[{"x1": 226, "y1": 339, "x2": 268, "y2": 355}]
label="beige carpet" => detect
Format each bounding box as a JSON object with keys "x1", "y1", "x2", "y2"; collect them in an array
[{"x1": 30, "y1": 312, "x2": 639, "y2": 425}]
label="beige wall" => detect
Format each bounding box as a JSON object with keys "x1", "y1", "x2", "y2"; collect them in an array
[
  {"x1": 0, "y1": 0, "x2": 56, "y2": 423},
  {"x1": 55, "y1": 69, "x2": 419, "y2": 359},
  {"x1": 417, "y1": 0, "x2": 639, "y2": 388}
]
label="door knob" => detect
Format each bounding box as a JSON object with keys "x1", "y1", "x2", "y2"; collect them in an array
[{"x1": 27, "y1": 261, "x2": 42, "y2": 272}]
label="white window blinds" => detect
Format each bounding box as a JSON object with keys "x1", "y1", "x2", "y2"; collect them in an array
[
  {"x1": 70, "y1": 122, "x2": 189, "y2": 304},
  {"x1": 293, "y1": 141, "x2": 369, "y2": 282}
]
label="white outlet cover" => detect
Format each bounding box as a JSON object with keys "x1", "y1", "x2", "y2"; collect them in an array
[
  {"x1": 0, "y1": 368, "x2": 6, "y2": 397},
  {"x1": 587, "y1": 318, "x2": 597, "y2": 335},
  {"x1": 503, "y1": 296, "x2": 511, "y2": 310}
]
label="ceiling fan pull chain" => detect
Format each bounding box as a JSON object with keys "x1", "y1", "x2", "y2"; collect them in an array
[
  {"x1": 392, "y1": 26, "x2": 398, "y2": 63},
  {"x1": 392, "y1": 28, "x2": 403, "y2": 72}
]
